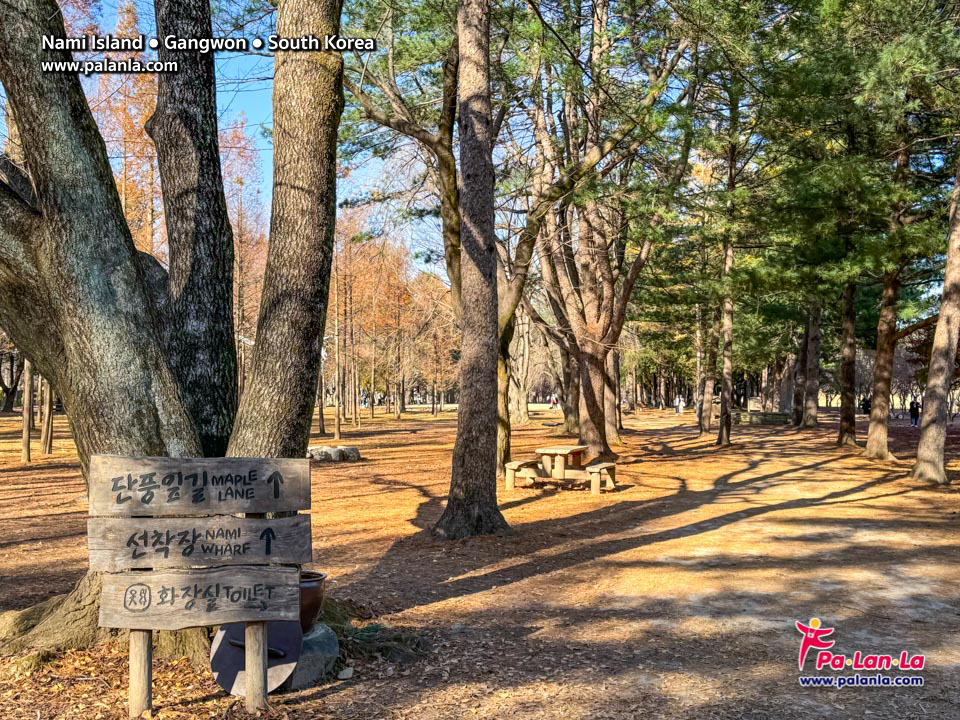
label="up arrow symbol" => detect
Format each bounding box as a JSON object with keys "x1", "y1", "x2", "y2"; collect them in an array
[
  {"x1": 266, "y1": 471, "x2": 284, "y2": 499},
  {"x1": 259, "y1": 527, "x2": 277, "y2": 555}
]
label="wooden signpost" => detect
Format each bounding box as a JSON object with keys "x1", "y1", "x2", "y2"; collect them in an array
[{"x1": 87, "y1": 455, "x2": 312, "y2": 717}]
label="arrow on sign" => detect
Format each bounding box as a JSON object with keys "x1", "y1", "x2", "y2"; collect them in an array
[
  {"x1": 259, "y1": 527, "x2": 276, "y2": 555},
  {"x1": 266, "y1": 471, "x2": 284, "y2": 498}
]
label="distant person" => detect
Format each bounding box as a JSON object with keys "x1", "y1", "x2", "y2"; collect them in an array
[
  {"x1": 909, "y1": 398, "x2": 921, "y2": 427},
  {"x1": 674, "y1": 394, "x2": 685, "y2": 414},
  {"x1": 862, "y1": 397, "x2": 872, "y2": 415},
  {"x1": 549, "y1": 393, "x2": 558, "y2": 410}
]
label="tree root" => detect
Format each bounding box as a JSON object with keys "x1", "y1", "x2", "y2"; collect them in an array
[
  {"x1": 909, "y1": 464, "x2": 950, "y2": 486},
  {"x1": 836, "y1": 434, "x2": 859, "y2": 449},
  {"x1": 863, "y1": 447, "x2": 898, "y2": 462},
  {"x1": 432, "y1": 502, "x2": 510, "y2": 540},
  {"x1": 0, "y1": 572, "x2": 210, "y2": 673},
  {"x1": 0, "y1": 571, "x2": 104, "y2": 657}
]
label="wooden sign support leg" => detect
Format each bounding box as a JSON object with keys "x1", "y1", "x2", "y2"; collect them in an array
[
  {"x1": 129, "y1": 629, "x2": 152, "y2": 718},
  {"x1": 245, "y1": 621, "x2": 268, "y2": 713}
]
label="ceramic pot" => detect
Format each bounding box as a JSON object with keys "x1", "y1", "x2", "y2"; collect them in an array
[{"x1": 299, "y1": 570, "x2": 326, "y2": 634}]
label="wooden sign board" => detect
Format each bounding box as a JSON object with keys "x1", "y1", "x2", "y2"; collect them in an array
[
  {"x1": 88, "y1": 455, "x2": 310, "y2": 516},
  {"x1": 99, "y1": 565, "x2": 300, "y2": 630},
  {"x1": 88, "y1": 515, "x2": 312, "y2": 571},
  {"x1": 89, "y1": 454, "x2": 313, "y2": 715}
]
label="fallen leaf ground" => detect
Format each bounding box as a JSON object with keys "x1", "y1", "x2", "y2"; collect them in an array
[{"x1": 0, "y1": 406, "x2": 958, "y2": 719}]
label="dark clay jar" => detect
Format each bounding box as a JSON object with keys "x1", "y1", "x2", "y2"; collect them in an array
[{"x1": 299, "y1": 570, "x2": 327, "y2": 634}]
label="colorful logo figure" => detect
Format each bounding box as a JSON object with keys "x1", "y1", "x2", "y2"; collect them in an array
[{"x1": 796, "y1": 617, "x2": 835, "y2": 670}]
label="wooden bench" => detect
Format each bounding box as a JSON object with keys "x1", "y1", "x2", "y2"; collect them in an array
[
  {"x1": 586, "y1": 462, "x2": 616, "y2": 495},
  {"x1": 505, "y1": 459, "x2": 541, "y2": 490}
]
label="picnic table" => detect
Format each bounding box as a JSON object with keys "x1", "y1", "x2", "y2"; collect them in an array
[
  {"x1": 505, "y1": 444, "x2": 617, "y2": 495},
  {"x1": 535, "y1": 445, "x2": 588, "y2": 479}
]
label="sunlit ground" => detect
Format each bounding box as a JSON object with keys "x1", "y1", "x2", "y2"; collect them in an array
[{"x1": 0, "y1": 406, "x2": 957, "y2": 718}]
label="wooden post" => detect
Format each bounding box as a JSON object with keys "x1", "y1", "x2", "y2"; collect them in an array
[
  {"x1": 129, "y1": 629, "x2": 152, "y2": 718},
  {"x1": 245, "y1": 621, "x2": 268, "y2": 713}
]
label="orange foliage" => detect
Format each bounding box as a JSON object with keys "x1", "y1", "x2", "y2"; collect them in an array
[
  {"x1": 324, "y1": 206, "x2": 459, "y2": 411},
  {"x1": 89, "y1": 0, "x2": 161, "y2": 258}
]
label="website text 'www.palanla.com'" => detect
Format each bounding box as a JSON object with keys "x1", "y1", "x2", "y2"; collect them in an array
[
  {"x1": 798, "y1": 673, "x2": 924, "y2": 688},
  {"x1": 41, "y1": 58, "x2": 178, "y2": 75}
]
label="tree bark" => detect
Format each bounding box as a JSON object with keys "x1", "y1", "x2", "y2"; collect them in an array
[
  {"x1": 802, "y1": 303, "x2": 822, "y2": 428},
  {"x1": 837, "y1": 283, "x2": 858, "y2": 447},
  {"x1": 657, "y1": 361, "x2": 667, "y2": 410},
  {"x1": 496, "y1": 315, "x2": 514, "y2": 477},
  {"x1": 433, "y1": 0, "x2": 508, "y2": 538},
  {"x1": 779, "y1": 355, "x2": 795, "y2": 413},
  {"x1": 227, "y1": 0, "x2": 343, "y2": 458},
  {"x1": 864, "y1": 270, "x2": 902, "y2": 461},
  {"x1": 792, "y1": 323, "x2": 809, "y2": 425},
  {"x1": 578, "y1": 347, "x2": 613, "y2": 458},
  {"x1": 20, "y1": 359, "x2": 32, "y2": 463},
  {"x1": 716, "y1": 242, "x2": 735, "y2": 447},
  {"x1": 698, "y1": 307, "x2": 720, "y2": 434},
  {"x1": 147, "y1": 0, "x2": 237, "y2": 456},
  {"x1": 0, "y1": 0, "x2": 202, "y2": 469},
  {"x1": 913, "y1": 167, "x2": 960, "y2": 484},
  {"x1": 40, "y1": 377, "x2": 53, "y2": 454},
  {"x1": 560, "y1": 347, "x2": 580, "y2": 434},
  {"x1": 604, "y1": 350, "x2": 621, "y2": 445},
  {"x1": 508, "y1": 309, "x2": 531, "y2": 424},
  {"x1": 316, "y1": 363, "x2": 326, "y2": 435}
]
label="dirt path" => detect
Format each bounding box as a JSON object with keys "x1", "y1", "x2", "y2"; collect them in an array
[{"x1": 0, "y1": 408, "x2": 958, "y2": 719}]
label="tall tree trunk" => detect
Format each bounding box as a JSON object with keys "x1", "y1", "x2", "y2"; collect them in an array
[
  {"x1": 20, "y1": 358, "x2": 32, "y2": 463},
  {"x1": 40, "y1": 377, "x2": 53, "y2": 454},
  {"x1": 779, "y1": 355, "x2": 795, "y2": 413},
  {"x1": 615, "y1": 350, "x2": 624, "y2": 431},
  {"x1": 316, "y1": 364, "x2": 326, "y2": 435},
  {"x1": 657, "y1": 361, "x2": 666, "y2": 410},
  {"x1": 802, "y1": 303, "x2": 822, "y2": 428},
  {"x1": 434, "y1": 0, "x2": 508, "y2": 538},
  {"x1": 864, "y1": 270, "x2": 901, "y2": 461},
  {"x1": 496, "y1": 315, "x2": 514, "y2": 477},
  {"x1": 699, "y1": 307, "x2": 720, "y2": 434},
  {"x1": 148, "y1": 0, "x2": 237, "y2": 456},
  {"x1": 792, "y1": 324, "x2": 809, "y2": 425},
  {"x1": 228, "y1": 0, "x2": 343, "y2": 457},
  {"x1": 913, "y1": 169, "x2": 960, "y2": 483},
  {"x1": 717, "y1": 243, "x2": 735, "y2": 447},
  {"x1": 508, "y1": 309, "x2": 531, "y2": 425},
  {"x1": 694, "y1": 305, "x2": 704, "y2": 413},
  {"x1": 560, "y1": 347, "x2": 580, "y2": 434},
  {"x1": 369, "y1": 294, "x2": 377, "y2": 420},
  {"x1": 838, "y1": 283, "x2": 858, "y2": 447},
  {"x1": 604, "y1": 350, "x2": 621, "y2": 445},
  {"x1": 333, "y1": 269, "x2": 343, "y2": 441},
  {"x1": 353, "y1": 361, "x2": 360, "y2": 428},
  {"x1": 760, "y1": 366, "x2": 770, "y2": 412},
  {"x1": 579, "y1": 347, "x2": 613, "y2": 458}
]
